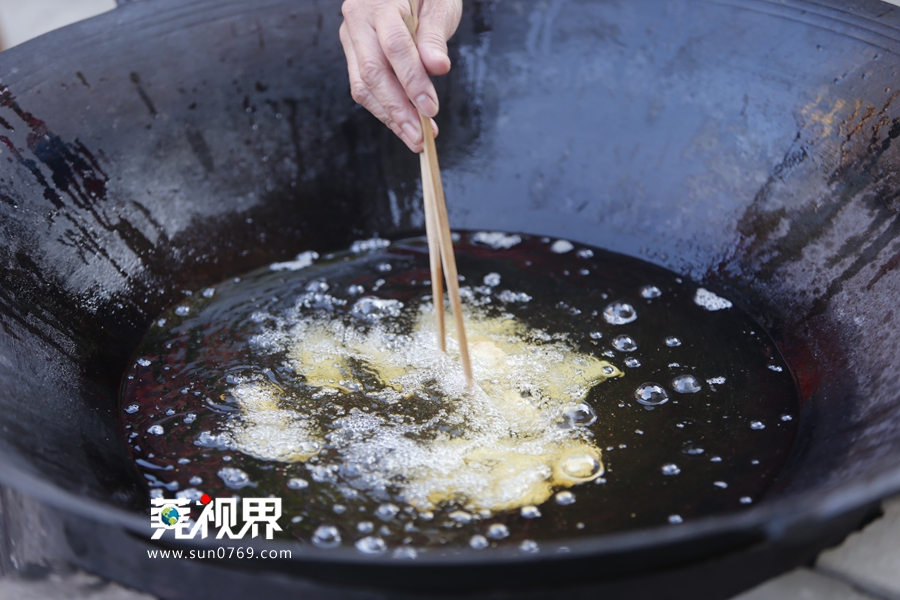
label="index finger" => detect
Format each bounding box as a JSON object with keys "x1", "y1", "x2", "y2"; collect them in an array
[{"x1": 375, "y1": 10, "x2": 439, "y2": 118}]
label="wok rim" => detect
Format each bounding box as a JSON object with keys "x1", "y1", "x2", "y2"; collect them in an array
[
  {"x1": 0, "y1": 0, "x2": 898, "y2": 581},
  {"x1": 0, "y1": 450, "x2": 896, "y2": 569}
]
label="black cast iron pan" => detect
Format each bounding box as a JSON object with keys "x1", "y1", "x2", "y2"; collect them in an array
[{"x1": 1, "y1": 0, "x2": 899, "y2": 598}]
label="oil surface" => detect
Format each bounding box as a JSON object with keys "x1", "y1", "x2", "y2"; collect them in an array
[{"x1": 121, "y1": 232, "x2": 799, "y2": 555}]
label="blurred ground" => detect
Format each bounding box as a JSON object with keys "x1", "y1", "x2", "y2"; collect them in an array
[{"x1": 0, "y1": 0, "x2": 115, "y2": 51}]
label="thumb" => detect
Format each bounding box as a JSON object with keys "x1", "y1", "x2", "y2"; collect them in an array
[{"x1": 417, "y1": 0, "x2": 462, "y2": 76}]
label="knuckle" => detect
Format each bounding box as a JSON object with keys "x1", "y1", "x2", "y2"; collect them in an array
[
  {"x1": 381, "y1": 98, "x2": 411, "y2": 124},
  {"x1": 341, "y1": 0, "x2": 357, "y2": 21},
  {"x1": 382, "y1": 29, "x2": 414, "y2": 58},
  {"x1": 396, "y1": 65, "x2": 425, "y2": 92},
  {"x1": 377, "y1": 89, "x2": 409, "y2": 113},
  {"x1": 357, "y1": 60, "x2": 385, "y2": 87},
  {"x1": 350, "y1": 82, "x2": 370, "y2": 105}
]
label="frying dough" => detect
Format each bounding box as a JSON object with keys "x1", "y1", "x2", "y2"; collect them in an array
[{"x1": 220, "y1": 305, "x2": 620, "y2": 512}]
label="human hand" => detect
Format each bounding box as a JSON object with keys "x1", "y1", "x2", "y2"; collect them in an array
[{"x1": 339, "y1": 0, "x2": 463, "y2": 152}]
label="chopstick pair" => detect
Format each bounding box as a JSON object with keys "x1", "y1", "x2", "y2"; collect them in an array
[{"x1": 403, "y1": 1, "x2": 473, "y2": 388}]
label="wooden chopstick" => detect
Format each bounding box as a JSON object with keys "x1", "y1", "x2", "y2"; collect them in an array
[
  {"x1": 420, "y1": 116, "x2": 473, "y2": 387},
  {"x1": 404, "y1": 2, "x2": 473, "y2": 388},
  {"x1": 420, "y1": 152, "x2": 445, "y2": 353}
]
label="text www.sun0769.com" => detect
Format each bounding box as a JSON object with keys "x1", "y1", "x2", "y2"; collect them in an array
[{"x1": 147, "y1": 547, "x2": 292, "y2": 560}]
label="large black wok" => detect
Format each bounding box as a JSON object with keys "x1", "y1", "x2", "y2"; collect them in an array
[{"x1": 1, "y1": 0, "x2": 900, "y2": 597}]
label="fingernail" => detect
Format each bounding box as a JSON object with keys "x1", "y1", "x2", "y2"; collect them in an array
[
  {"x1": 416, "y1": 94, "x2": 438, "y2": 117},
  {"x1": 401, "y1": 122, "x2": 421, "y2": 144}
]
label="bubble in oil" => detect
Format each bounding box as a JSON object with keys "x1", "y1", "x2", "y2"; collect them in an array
[
  {"x1": 668, "y1": 514, "x2": 683, "y2": 524},
  {"x1": 487, "y1": 523, "x2": 510, "y2": 539},
  {"x1": 661, "y1": 464, "x2": 681, "y2": 476},
  {"x1": 375, "y1": 503, "x2": 400, "y2": 521},
  {"x1": 519, "y1": 540, "x2": 539, "y2": 553},
  {"x1": 351, "y1": 297, "x2": 403, "y2": 321},
  {"x1": 136, "y1": 358, "x2": 152, "y2": 367},
  {"x1": 665, "y1": 336, "x2": 682, "y2": 347},
  {"x1": 470, "y1": 535, "x2": 489, "y2": 549},
  {"x1": 694, "y1": 288, "x2": 733, "y2": 311},
  {"x1": 147, "y1": 425, "x2": 164, "y2": 435},
  {"x1": 393, "y1": 547, "x2": 417, "y2": 559},
  {"x1": 670, "y1": 374, "x2": 701, "y2": 394},
  {"x1": 682, "y1": 443, "x2": 705, "y2": 456},
  {"x1": 174, "y1": 306, "x2": 190, "y2": 316},
  {"x1": 306, "y1": 280, "x2": 330, "y2": 293},
  {"x1": 603, "y1": 301, "x2": 637, "y2": 325},
  {"x1": 189, "y1": 476, "x2": 202, "y2": 485},
  {"x1": 750, "y1": 421, "x2": 766, "y2": 430},
  {"x1": 355, "y1": 536, "x2": 387, "y2": 555},
  {"x1": 357, "y1": 521, "x2": 374, "y2": 533},
  {"x1": 218, "y1": 467, "x2": 253, "y2": 489},
  {"x1": 612, "y1": 335, "x2": 637, "y2": 352},
  {"x1": 350, "y1": 237, "x2": 390, "y2": 253},
  {"x1": 470, "y1": 231, "x2": 521, "y2": 249},
  {"x1": 555, "y1": 491, "x2": 576, "y2": 505},
  {"x1": 576, "y1": 249, "x2": 594, "y2": 258},
  {"x1": 624, "y1": 357, "x2": 641, "y2": 368},
  {"x1": 550, "y1": 240, "x2": 574, "y2": 254},
  {"x1": 497, "y1": 290, "x2": 532, "y2": 303},
  {"x1": 312, "y1": 525, "x2": 341, "y2": 548},
  {"x1": 635, "y1": 383, "x2": 668, "y2": 406},
  {"x1": 561, "y1": 454, "x2": 602, "y2": 480},
  {"x1": 640, "y1": 285, "x2": 662, "y2": 299},
  {"x1": 176, "y1": 488, "x2": 202, "y2": 501},
  {"x1": 125, "y1": 403, "x2": 139, "y2": 414},
  {"x1": 561, "y1": 403, "x2": 597, "y2": 428},
  {"x1": 483, "y1": 272, "x2": 501, "y2": 287},
  {"x1": 287, "y1": 477, "x2": 309, "y2": 490},
  {"x1": 521, "y1": 506, "x2": 541, "y2": 519},
  {"x1": 450, "y1": 510, "x2": 473, "y2": 524}
]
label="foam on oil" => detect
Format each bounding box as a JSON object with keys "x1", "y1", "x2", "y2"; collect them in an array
[{"x1": 220, "y1": 307, "x2": 616, "y2": 512}]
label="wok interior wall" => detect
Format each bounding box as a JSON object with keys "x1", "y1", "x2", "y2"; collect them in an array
[{"x1": 0, "y1": 0, "x2": 898, "y2": 516}]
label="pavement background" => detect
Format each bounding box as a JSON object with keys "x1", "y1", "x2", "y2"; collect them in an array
[{"x1": 0, "y1": 1, "x2": 898, "y2": 599}]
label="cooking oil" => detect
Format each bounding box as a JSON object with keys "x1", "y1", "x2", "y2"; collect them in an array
[{"x1": 121, "y1": 232, "x2": 799, "y2": 554}]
